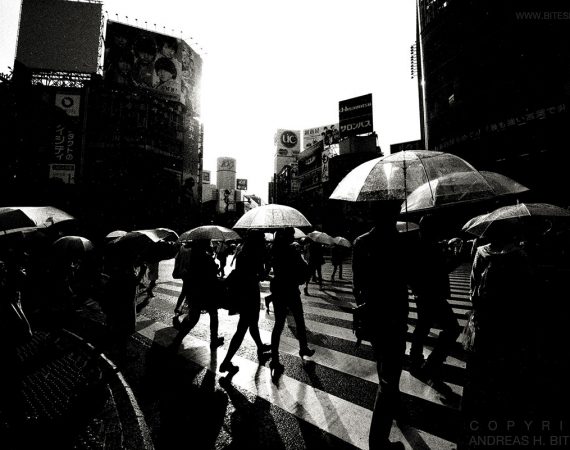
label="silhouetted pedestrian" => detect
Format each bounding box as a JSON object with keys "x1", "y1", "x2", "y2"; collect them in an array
[
  {"x1": 219, "y1": 230, "x2": 271, "y2": 375},
  {"x1": 331, "y1": 244, "x2": 347, "y2": 281},
  {"x1": 409, "y1": 214, "x2": 461, "y2": 385},
  {"x1": 352, "y1": 202, "x2": 409, "y2": 450},
  {"x1": 459, "y1": 222, "x2": 537, "y2": 449},
  {"x1": 170, "y1": 239, "x2": 224, "y2": 350},
  {"x1": 304, "y1": 238, "x2": 324, "y2": 295},
  {"x1": 269, "y1": 227, "x2": 314, "y2": 383}
]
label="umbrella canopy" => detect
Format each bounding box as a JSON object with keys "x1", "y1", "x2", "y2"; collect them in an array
[
  {"x1": 293, "y1": 227, "x2": 307, "y2": 239},
  {"x1": 479, "y1": 171, "x2": 529, "y2": 197},
  {"x1": 403, "y1": 170, "x2": 529, "y2": 213},
  {"x1": 105, "y1": 230, "x2": 128, "y2": 241},
  {"x1": 333, "y1": 236, "x2": 352, "y2": 247},
  {"x1": 178, "y1": 225, "x2": 240, "y2": 242},
  {"x1": 464, "y1": 203, "x2": 570, "y2": 237},
  {"x1": 52, "y1": 236, "x2": 95, "y2": 257},
  {"x1": 307, "y1": 231, "x2": 336, "y2": 245},
  {"x1": 106, "y1": 231, "x2": 156, "y2": 262},
  {"x1": 461, "y1": 213, "x2": 490, "y2": 232},
  {"x1": 135, "y1": 228, "x2": 179, "y2": 242},
  {"x1": 233, "y1": 204, "x2": 311, "y2": 229},
  {"x1": 0, "y1": 206, "x2": 74, "y2": 234},
  {"x1": 329, "y1": 150, "x2": 490, "y2": 213}
]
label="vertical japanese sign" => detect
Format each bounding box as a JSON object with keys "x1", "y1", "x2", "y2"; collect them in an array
[
  {"x1": 50, "y1": 90, "x2": 83, "y2": 184},
  {"x1": 339, "y1": 93, "x2": 373, "y2": 138}
]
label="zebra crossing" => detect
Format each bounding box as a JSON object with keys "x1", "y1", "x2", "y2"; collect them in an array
[{"x1": 135, "y1": 258, "x2": 474, "y2": 449}]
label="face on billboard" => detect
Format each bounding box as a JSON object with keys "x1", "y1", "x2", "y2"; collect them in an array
[
  {"x1": 104, "y1": 21, "x2": 202, "y2": 115},
  {"x1": 303, "y1": 124, "x2": 340, "y2": 148}
]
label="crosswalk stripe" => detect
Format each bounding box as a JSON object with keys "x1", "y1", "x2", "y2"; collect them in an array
[
  {"x1": 136, "y1": 316, "x2": 457, "y2": 450},
  {"x1": 141, "y1": 261, "x2": 474, "y2": 448}
]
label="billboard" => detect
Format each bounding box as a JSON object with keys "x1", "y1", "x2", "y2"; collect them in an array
[
  {"x1": 218, "y1": 189, "x2": 236, "y2": 213},
  {"x1": 16, "y1": 0, "x2": 102, "y2": 73},
  {"x1": 202, "y1": 170, "x2": 211, "y2": 184},
  {"x1": 339, "y1": 93, "x2": 373, "y2": 138},
  {"x1": 274, "y1": 129, "x2": 301, "y2": 156},
  {"x1": 104, "y1": 21, "x2": 202, "y2": 114},
  {"x1": 303, "y1": 124, "x2": 340, "y2": 149},
  {"x1": 236, "y1": 179, "x2": 248, "y2": 190}
]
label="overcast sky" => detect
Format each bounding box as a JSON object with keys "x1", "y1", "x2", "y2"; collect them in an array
[{"x1": 0, "y1": 0, "x2": 421, "y2": 202}]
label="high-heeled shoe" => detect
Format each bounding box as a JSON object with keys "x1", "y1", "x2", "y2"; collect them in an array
[{"x1": 299, "y1": 347, "x2": 315, "y2": 358}]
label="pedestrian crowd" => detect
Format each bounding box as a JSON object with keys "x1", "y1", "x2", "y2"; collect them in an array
[
  {"x1": 351, "y1": 202, "x2": 570, "y2": 450},
  {"x1": 2, "y1": 207, "x2": 569, "y2": 450}
]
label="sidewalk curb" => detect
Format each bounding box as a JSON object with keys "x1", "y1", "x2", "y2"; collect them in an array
[{"x1": 62, "y1": 329, "x2": 155, "y2": 450}]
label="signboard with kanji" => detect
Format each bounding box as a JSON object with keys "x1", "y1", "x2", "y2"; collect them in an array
[{"x1": 339, "y1": 93, "x2": 373, "y2": 138}]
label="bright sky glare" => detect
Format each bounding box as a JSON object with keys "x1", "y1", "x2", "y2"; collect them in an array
[{"x1": 0, "y1": 0, "x2": 420, "y2": 202}]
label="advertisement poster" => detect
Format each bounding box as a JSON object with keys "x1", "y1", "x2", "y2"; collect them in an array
[
  {"x1": 236, "y1": 179, "x2": 248, "y2": 190},
  {"x1": 104, "y1": 20, "x2": 202, "y2": 115},
  {"x1": 303, "y1": 124, "x2": 340, "y2": 149}
]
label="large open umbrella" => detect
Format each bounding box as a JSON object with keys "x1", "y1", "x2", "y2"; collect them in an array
[
  {"x1": 105, "y1": 230, "x2": 128, "y2": 242},
  {"x1": 464, "y1": 203, "x2": 570, "y2": 238},
  {"x1": 332, "y1": 236, "x2": 352, "y2": 248},
  {"x1": 135, "y1": 228, "x2": 179, "y2": 242},
  {"x1": 0, "y1": 206, "x2": 74, "y2": 234},
  {"x1": 52, "y1": 236, "x2": 95, "y2": 258},
  {"x1": 233, "y1": 204, "x2": 311, "y2": 229},
  {"x1": 307, "y1": 230, "x2": 336, "y2": 245},
  {"x1": 403, "y1": 170, "x2": 529, "y2": 213},
  {"x1": 178, "y1": 225, "x2": 240, "y2": 242},
  {"x1": 329, "y1": 150, "x2": 495, "y2": 215},
  {"x1": 293, "y1": 227, "x2": 307, "y2": 239}
]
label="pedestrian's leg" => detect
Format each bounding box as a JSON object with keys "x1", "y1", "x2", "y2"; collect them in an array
[
  {"x1": 270, "y1": 301, "x2": 287, "y2": 381},
  {"x1": 220, "y1": 315, "x2": 248, "y2": 373},
  {"x1": 424, "y1": 298, "x2": 461, "y2": 373},
  {"x1": 171, "y1": 302, "x2": 201, "y2": 348},
  {"x1": 369, "y1": 336, "x2": 406, "y2": 450},
  {"x1": 316, "y1": 265, "x2": 323, "y2": 286},
  {"x1": 209, "y1": 308, "x2": 224, "y2": 348},
  {"x1": 331, "y1": 264, "x2": 337, "y2": 281},
  {"x1": 290, "y1": 293, "x2": 314, "y2": 356},
  {"x1": 245, "y1": 309, "x2": 263, "y2": 346},
  {"x1": 339, "y1": 263, "x2": 343, "y2": 279},
  {"x1": 409, "y1": 296, "x2": 432, "y2": 370}
]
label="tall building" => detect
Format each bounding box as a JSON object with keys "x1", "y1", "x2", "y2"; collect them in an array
[
  {"x1": 1, "y1": 1, "x2": 205, "y2": 233},
  {"x1": 417, "y1": 0, "x2": 570, "y2": 205}
]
